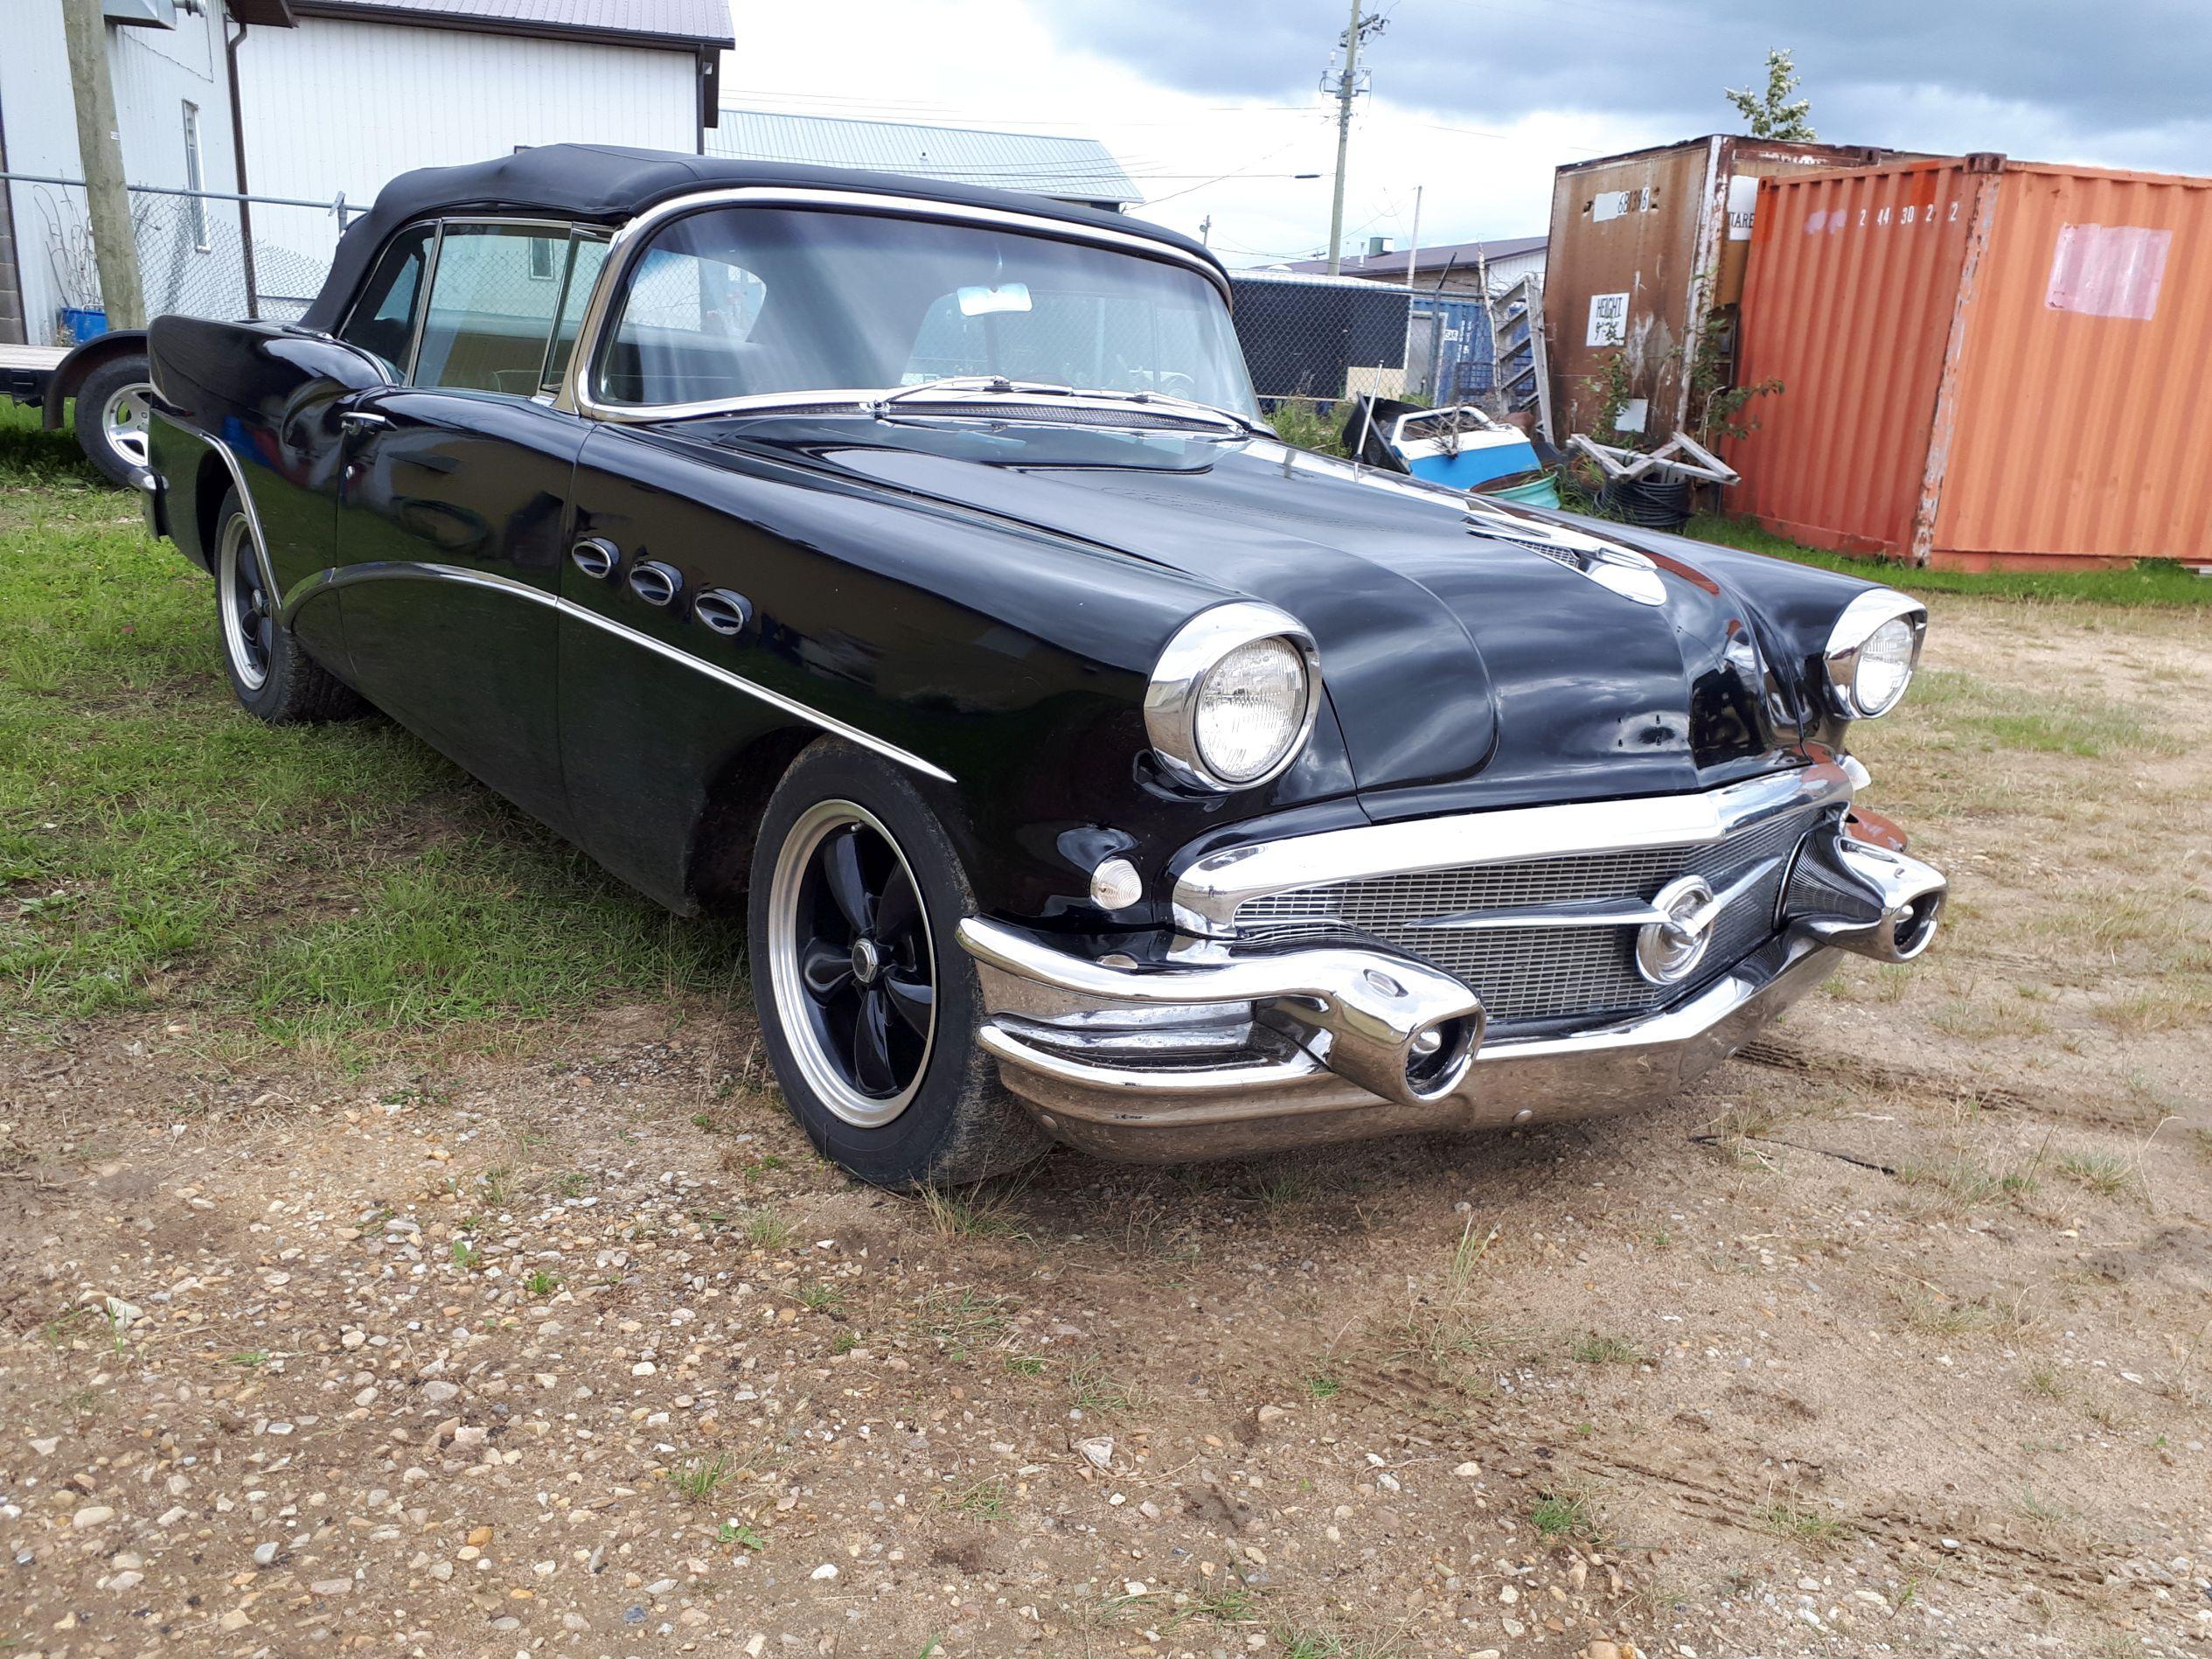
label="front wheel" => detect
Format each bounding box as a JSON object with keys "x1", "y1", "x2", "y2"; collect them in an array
[{"x1": 748, "y1": 741, "x2": 1047, "y2": 1189}]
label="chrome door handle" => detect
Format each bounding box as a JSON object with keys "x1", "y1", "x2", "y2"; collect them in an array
[
  {"x1": 338, "y1": 410, "x2": 390, "y2": 432},
  {"x1": 570, "y1": 537, "x2": 620, "y2": 581}
]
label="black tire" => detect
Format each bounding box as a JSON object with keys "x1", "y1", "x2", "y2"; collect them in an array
[
  {"x1": 72, "y1": 352, "x2": 154, "y2": 487},
  {"x1": 748, "y1": 739, "x2": 1047, "y2": 1190},
  {"x1": 211, "y1": 488, "x2": 365, "y2": 723}
]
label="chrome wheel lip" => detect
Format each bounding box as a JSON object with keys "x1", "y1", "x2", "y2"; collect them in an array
[
  {"x1": 216, "y1": 512, "x2": 269, "y2": 692},
  {"x1": 101, "y1": 381, "x2": 152, "y2": 471},
  {"x1": 767, "y1": 798, "x2": 937, "y2": 1130}
]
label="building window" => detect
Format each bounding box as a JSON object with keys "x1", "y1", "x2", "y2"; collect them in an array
[{"x1": 181, "y1": 101, "x2": 209, "y2": 252}]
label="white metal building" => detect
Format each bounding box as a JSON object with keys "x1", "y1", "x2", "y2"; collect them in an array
[
  {"x1": 1283, "y1": 234, "x2": 1548, "y2": 298},
  {"x1": 709, "y1": 109, "x2": 1143, "y2": 215},
  {"x1": 0, "y1": 0, "x2": 733, "y2": 341}
]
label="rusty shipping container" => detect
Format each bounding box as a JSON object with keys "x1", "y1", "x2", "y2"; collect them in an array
[
  {"x1": 1544, "y1": 135, "x2": 1903, "y2": 443},
  {"x1": 1729, "y1": 155, "x2": 2212, "y2": 569}
]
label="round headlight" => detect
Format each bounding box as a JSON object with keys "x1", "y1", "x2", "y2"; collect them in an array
[
  {"x1": 1144, "y1": 603, "x2": 1319, "y2": 791},
  {"x1": 1824, "y1": 590, "x2": 1925, "y2": 719},
  {"x1": 1852, "y1": 617, "x2": 1917, "y2": 716},
  {"x1": 1195, "y1": 637, "x2": 1309, "y2": 784}
]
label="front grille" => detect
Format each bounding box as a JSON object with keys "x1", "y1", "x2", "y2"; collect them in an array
[{"x1": 1235, "y1": 805, "x2": 1826, "y2": 1028}]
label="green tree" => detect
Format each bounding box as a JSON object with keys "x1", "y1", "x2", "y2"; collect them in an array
[{"x1": 1725, "y1": 47, "x2": 1816, "y2": 140}]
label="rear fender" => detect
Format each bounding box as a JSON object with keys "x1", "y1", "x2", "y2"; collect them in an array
[{"x1": 145, "y1": 317, "x2": 385, "y2": 596}]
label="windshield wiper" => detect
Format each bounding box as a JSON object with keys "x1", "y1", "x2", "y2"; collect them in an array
[
  {"x1": 870, "y1": 375, "x2": 1261, "y2": 436},
  {"x1": 1099, "y1": 387, "x2": 1267, "y2": 436},
  {"x1": 871, "y1": 376, "x2": 1077, "y2": 414}
]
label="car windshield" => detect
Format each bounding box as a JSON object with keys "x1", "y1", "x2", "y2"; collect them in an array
[{"x1": 594, "y1": 206, "x2": 1257, "y2": 419}]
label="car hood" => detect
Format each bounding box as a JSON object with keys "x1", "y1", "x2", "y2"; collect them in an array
[{"x1": 678, "y1": 416, "x2": 1810, "y2": 813}]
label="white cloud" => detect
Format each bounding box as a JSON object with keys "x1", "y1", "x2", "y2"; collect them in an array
[{"x1": 716, "y1": 0, "x2": 1674, "y2": 266}]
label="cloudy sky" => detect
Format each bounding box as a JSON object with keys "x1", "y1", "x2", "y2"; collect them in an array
[{"x1": 721, "y1": 1, "x2": 2209, "y2": 268}]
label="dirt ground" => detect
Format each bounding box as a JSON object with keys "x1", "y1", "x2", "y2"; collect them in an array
[{"x1": 3, "y1": 595, "x2": 2209, "y2": 1659}]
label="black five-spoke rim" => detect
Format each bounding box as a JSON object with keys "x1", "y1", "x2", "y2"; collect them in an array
[
  {"x1": 770, "y1": 802, "x2": 936, "y2": 1126},
  {"x1": 219, "y1": 513, "x2": 273, "y2": 690}
]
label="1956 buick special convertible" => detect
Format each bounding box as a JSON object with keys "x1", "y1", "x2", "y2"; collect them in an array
[{"x1": 136, "y1": 145, "x2": 1944, "y2": 1187}]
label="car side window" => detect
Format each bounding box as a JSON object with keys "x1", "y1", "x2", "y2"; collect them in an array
[
  {"x1": 336, "y1": 224, "x2": 434, "y2": 378},
  {"x1": 414, "y1": 223, "x2": 574, "y2": 394}
]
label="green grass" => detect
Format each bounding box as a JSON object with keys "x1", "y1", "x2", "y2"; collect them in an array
[
  {"x1": 1530, "y1": 1492, "x2": 1598, "y2": 1539},
  {"x1": 1263, "y1": 401, "x2": 1349, "y2": 457},
  {"x1": 742, "y1": 1212, "x2": 795, "y2": 1251},
  {"x1": 944, "y1": 1477, "x2": 1007, "y2": 1520},
  {"x1": 667, "y1": 1451, "x2": 734, "y2": 1503},
  {"x1": 1759, "y1": 1502, "x2": 1857, "y2": 1546},
  {"x1": 2054, "y1": 1152, "x2": 2138, "y2": 1198},
  {"x1": 921, "y1": 1287, "x2": 1015, "y2": 1351},
  {"x1": 1681, "y1": 510, "x2": 2211, "y2": 606},
  {"x1": 0, "y1": 400, "x2": 746, "y2": 1059},
  {"x1": 1068, "y1": 1354, "x2": 1151, "y2": 1417},
  {"x1": 1569, "y1": 1332, "x2": 1647, "y2": 1366}
]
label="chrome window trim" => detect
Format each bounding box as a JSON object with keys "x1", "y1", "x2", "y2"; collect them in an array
[
  {"x1": 276, "y1": 561, "x2": 954, "y2": 784},
  {"x1": 401, "y1": 220, "x2": 442, "y2": 385},
  {"x1": 1823, "y1": 589, "x2": 1927, "y2": 719},
  {"x1": 537, "y1": 226, "x2": 614, "y2": 396},
  {"x1": 1143, "y1": 602, "x2": 1321, "y2": 793},
  {"x1": 1170, "y1": 758, "x2": 1855, "y2": 936},
  {"x1": 555, "y1": 185, "x2": 1234, "y2": 424}
]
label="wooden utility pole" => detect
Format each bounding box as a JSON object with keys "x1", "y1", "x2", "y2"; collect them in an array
[
  {"x1": 61, "y1": 0, "x2": 143, "y2": 329},
  {"x1": 1324, "y1": 0, "x2": 1366, "y2": 276}
]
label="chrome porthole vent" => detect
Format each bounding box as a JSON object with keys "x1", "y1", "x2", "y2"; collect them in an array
[
  {"x1": 693, "y1": 588, "x2": 753, "y2": 637},
  {"x1": 628, "y1": 560, "x2": 682, "y2": 608},
  {"x1": 570, "y1": 537, "x2": 620, "y2": 581}
]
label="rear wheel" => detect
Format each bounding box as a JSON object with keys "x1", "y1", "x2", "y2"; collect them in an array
[
  {"x1": 748, "y1": 741, "x2": 1047, "y2": 1189},
  {"x1": 212, "y1": 489, "x2": 362, "y2": 723},
  {"x1": 72, "y1": 353, "x2": 154, "y2": 487}
]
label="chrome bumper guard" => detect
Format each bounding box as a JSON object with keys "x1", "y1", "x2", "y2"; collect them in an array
[
  {"x1": 958, "y1": 769, "x2": 1944, "y2": 1161},
  {"x1": 958, "y1": 919, "x2": 1486, "y2": 1111}
]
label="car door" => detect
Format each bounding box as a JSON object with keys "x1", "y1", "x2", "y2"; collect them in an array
[{"x1": 332, "y1": 221, "x2": 608, "y2": 835}]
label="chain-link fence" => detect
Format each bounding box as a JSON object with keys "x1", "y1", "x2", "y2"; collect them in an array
[
  {"x1": 3, "y1": 172, "x2": 358, "y2": 342},
  {"x1": 1227, "y1": 268, "x2": 1525, "y2": 449}
]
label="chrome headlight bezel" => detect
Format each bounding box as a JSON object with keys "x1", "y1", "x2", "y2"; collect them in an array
[
  {"x1": 1144, "y1": 602, "x2": 1321, "y2": 792},
  {"x1": 1823, "y1": 589, "x2": 1927, "y2": 719}
]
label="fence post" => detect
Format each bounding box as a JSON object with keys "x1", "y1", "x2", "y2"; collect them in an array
[{"x1": 60, "y1": 0, "x2": 145, "y2": 329}]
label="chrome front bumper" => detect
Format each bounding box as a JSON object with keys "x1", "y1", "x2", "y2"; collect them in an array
[{"x1": 957, "y1": 765, "x2": 1944, "y2": 1161}]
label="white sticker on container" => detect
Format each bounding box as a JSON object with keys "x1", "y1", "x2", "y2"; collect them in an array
[
  {"x1": 1587, "y1": 291, "x2": 1629, "y2": 346},
  {"x1": 1727, "y1": 174, "x2": 1760, "y2": 240},
  {"x1": 2046, "y1": 224, "x2": 2171, "y2": 321},
  {"x1": 1591, "y1": 190, "x2": 1631, "y2": 223}
]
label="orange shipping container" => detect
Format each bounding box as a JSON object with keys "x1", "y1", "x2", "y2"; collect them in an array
[
  {"x1": 1729, "y1": 155, "x2": 2212, "y2": 569},
  {"x1": 1545, "y1": 135, "x2": 1907, "y2": 443}
]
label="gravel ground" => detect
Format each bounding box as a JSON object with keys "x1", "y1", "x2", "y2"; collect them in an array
[{"x1": 4, "y1": 598, "x2": 2209, "y2": 1658}]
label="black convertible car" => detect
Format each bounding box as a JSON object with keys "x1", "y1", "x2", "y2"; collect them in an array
[{"x1": 136, "y1": 145, "x2": 1944, "y2": 1187}]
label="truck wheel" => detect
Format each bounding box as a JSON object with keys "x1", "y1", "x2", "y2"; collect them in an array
[
  {"x1": 73, "y1": 353, "x2": 155, "y2": 487},
  {"x1": 212, "y1": 488, "x2": 363, "y2": 723},
  {"x1": 748, "y1": 740, "x2": 1047, "y2": 1190}
]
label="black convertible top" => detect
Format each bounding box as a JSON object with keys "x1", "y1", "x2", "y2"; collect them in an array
[{"x1": 300, "y1": 144, "x2": 1222, "y2": 331}]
